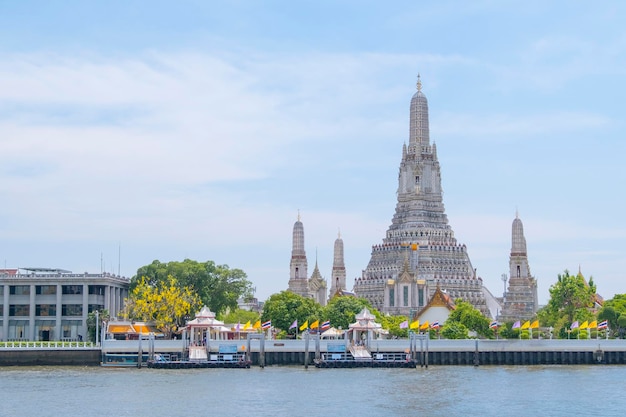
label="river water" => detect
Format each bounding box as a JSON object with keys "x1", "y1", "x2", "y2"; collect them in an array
[{"x1": 1, "y1": 365, "x2": 624, "y2": 417}]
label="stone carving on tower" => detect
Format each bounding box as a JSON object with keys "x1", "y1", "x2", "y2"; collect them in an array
[
  {"x1": 353, "y1": 75, "x2": 490, "y2": 317},
  {"x1": 329, "y1": 230, "x2": 347, "y2": 298},
  {"x1": 498, "y1": 212, "x2": 538, "y2": 322}
]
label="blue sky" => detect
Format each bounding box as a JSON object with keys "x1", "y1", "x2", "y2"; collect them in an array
[{"x1": 1, "y1": 1, "x2": 625, "y2": 305}]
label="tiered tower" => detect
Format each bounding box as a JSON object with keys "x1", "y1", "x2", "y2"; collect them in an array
[
  {"x1": 287, "y1": 213, "x2": 310, "y2": 297},
  {"x1": 287, "y1": 213, "x2": 327, "y2": 304},
  {"x1": 353, "y1": 76, "x2": 490, "y2": 316},
  {"x1": 329, "y1": 230, "x2": 346, "y2": 297},
  {"x1": 498, "y1": 212, "x2": 538, "y2": 322}
]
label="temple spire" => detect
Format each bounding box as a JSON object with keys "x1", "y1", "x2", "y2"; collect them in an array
[{"x1": 416, "y1": 73, "x2": 422, "y2": 92}]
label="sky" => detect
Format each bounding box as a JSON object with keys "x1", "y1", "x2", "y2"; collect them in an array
[{"x1": 1, "y1": 1, "x2": 625, "y2": 306}]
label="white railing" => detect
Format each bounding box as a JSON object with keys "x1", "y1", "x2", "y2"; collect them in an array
[{"x1": 0, "y1": 341, "x2": 98, "y2": 349}]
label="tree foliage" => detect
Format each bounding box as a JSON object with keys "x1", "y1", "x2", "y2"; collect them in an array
[
  {"x1": 86, "y1": 309, "x2": 109, "y2": 343},
  {"x1": 538, "y1": 270, "x2": 596, "y2": 337},
  {"x1": 261, "y1": 291, "x2": 322, "y2": 334},
  {"x1": 441, "y1": 321, "x2": 469, "y2": 339},
  {"x1": 123, "y1": 275, "x2": 201, "y2": 338},
  {"x1": 444, "y1": 299, "x2": 491, "y2": 338},
  {"x1": 598, "y1": 294, "x2": 626, "y2": 338},
  {"x1": 323, "y1": 296, "x2": 376, "y2": 331},
  {"x1": 220, "y1": 308, "x2": 260, "y2": 326},
  {"x1": 380, "y1": 314, "x2": 408, "y2": 338},
  {"x1": 132, "y1": 259, "x2": 253, "y2": 315}
]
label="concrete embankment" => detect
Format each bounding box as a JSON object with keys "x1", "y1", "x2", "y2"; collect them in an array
[{"x1": 0, "y1": 349, "x2": 100, "y2": 366}]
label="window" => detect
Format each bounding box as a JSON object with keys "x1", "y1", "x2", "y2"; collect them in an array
[
  {"x1": 88, "y1": 285, "x2": 105, "y2": 295},
  {"x1": 389, "y1": 288, "x2": 395, "y2": 307},
  {"x1": 403, "y1": 286, "x2": 409, "y2": 307},
  {"x1": 9, "y1": 285, "x2": 30, "y2": 295},
  {"x1": 418, "y1": 288, "x2": 424, "y2": 306},
  {"x1": 36, "y1": 285, "x2": 57, "y2": 295},
  {"x1": 9, "y1": 304, "x2": 30, "y2": 316},
  {"x1": 62, "y1": 285, "x2": 83, "y2": 295},
  {"x1": 88, "y1": 304, "x2": 104, "y2": 313},
  {"x1": 62, "y1": 304, "x2": 83, "y2": 316},
  {"x1": 0, "y1": 286, "x2": 3, "y2": 296},
  {"x1": 36, "y1": 304, "x2": 57, "y2": 316}
]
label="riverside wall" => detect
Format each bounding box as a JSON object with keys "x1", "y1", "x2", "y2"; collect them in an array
[{"x1": 4, "y1": 339, "x2": 626, "y2": 366}]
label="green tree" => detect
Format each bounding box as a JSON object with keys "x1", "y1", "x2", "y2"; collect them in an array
[
  {"x1": 86, "y1": 309, "x2": 109, "y2": 343},
  {"x1": 323, "y1": 296, "x2": 375, "y2": 331},
  {"x1": 444, "y1": 299, "x2": 491, "y2": 338},
  {"x1": 380, "y1": 315, "x2": 409, "y2": 338},
  {"x1": 220, "y1": 308, "x2": 260, "y2": 326},
  {"x1": 261, "y1": 291, "x2": 322, "y2": 335},
  {"x1": 123, "y1": 275, "x2": 201, "y2": 338},
  {"x1": 133, "y1": 259, "x2": 253, "y2": 315},
  {"x1": 598, "y1": 294, "x2": 626, "y2": 338},
  {"x1": 441, "y1": 321, "x2": 469, "y2": 339},
  {"x1": 539, "y1": 270, "x2": 596, "y2": 337}
]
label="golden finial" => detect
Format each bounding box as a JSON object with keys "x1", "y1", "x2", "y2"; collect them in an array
[{"x1": 416, "y1": 73, "x2": 422, "y2": 92}]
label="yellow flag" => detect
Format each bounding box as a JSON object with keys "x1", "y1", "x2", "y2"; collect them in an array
[
  {"x1": 419, "y1": 321, "x2": 430, "y2": 330},
  {"x1": 243, "y1": 321, "x2": 251, "y2": 330},
  {"x1": 521, "y1": 321, "x2": 530, "y2": 329},
  {"x1": 310, "y1": 320, "x2": 319, "y2": 329},
  {"x1": 580, "y1": 321, "x2": 589, "y2": 329},
  {"x1": 589, "y1": 321, "x2": 598, "y2": 329},
  {"x1": 409, "y1": 320, "x2": 420, "y2": 329},
  {"x1": 299, "y1": 320, "x2": 309, "y2": 331},
  {"x1": 253, "y1": 320, "x2": 261, "y2": 329},
  {"x1": 530, "y1": 320, "x2": 539, "y2": 329}
]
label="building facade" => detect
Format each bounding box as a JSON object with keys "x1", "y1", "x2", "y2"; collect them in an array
[
  {"x1": 287, "y1": 214, "x2": 327, "y2": 305},
  {"x1": 498, "y1": 213, "x2": 538, "y2": 322},
  {"x1": 0, "y1": 268, "x2": 129, "y2": 341},
  {"x1": 353, "y1": 76, "x2": 491, "y2": 317}
]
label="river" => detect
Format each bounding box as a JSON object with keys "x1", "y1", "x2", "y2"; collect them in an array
[{"x1": 1, "y1": 365, "x2": 624, "y2": 416}]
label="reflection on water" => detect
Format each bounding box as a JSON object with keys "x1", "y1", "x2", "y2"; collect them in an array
[{"x1": 1, "y1": 365, "x2": 625, "y2": 417}]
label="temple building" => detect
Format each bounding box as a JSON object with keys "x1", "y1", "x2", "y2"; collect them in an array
[
  {"x1": 353, "y1": 76, "x2": 495, "y2": 317},
  {"x1": 498, "y1": 212, "x2": 538, "y2": 322},
  {"x1": 287, "y1": 214, "x2": 327, "y2": 306}
]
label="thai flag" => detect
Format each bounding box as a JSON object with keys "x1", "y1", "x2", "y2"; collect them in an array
[
  {"x1": 261, "y1": 320, "x2": 272, "y2": 330},
  {"x1": 430, "y1": 321, "x2": 440, "y2": 329},
  {"x1": 598, "y1": 320, "x2": 608, "y2": 330},
  {"x1": 489, "y1": 321, "x2": 498, "y2": 329},
  {"x1": 321, "y1": 320, "x2": 331, "y2": 330}
]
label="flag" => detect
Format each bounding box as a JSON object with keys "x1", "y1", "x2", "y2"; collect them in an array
[
  {"x1": 321, "y1": 320, "x2": 331, "y2": 330},
  {"x1": 262, "y1": 320, "x2": 271, "y2": 330},
  {"x1": 399, "y1": 320, "x2": 408, "y2": 329},
  {"x1": 419, "y1": 321, "x2": 430, "y2": 330},
  {"x1": 521, "y1": 321, "x2": 530, "y2": 330},
  {"x1": 530, "y1": 320, "x2": 539, "y2": 329},
  {"x1": 512, "y1": 321, "x2": 521, "y2": 329},
  {"x1": 235, "y1": 322, "x2": 241, "y2": 331},
  {"x1": 580, "y1": 321, "x2": 589, "y2": 330},
  {"x1": 431, "y1": 321, "x2": 440, "y2": 329},
  {"x1": 570, "y1": 321, "x2": 579, "y2": 329},
  {"x1": 253, "y1": 320, "x2": 261, "y2": 329},
  {"x1": 598, "y1": 320, "x2": 608, "y2": 330},
  {"x1": 299, "y1": 320, "x2": 309, "y2": 331},
  {"x1": 589, "y1": 321, "x2": 598, "y2": 329},
  {"x1": 409, "y1": 320, "x2": 420, "y2": 329},
  {"x1": 289, "y1": 320, "x2": 298, "y2": 330},
  {"x1": 310, "y1": 320, "x2": 320, "y2": 329},
  {"x1": 489, "y1": 321, "x2": 498, "y2": 329},
  {"x1": 243, "y1": 321, "x2": 251, "y2": 330}
]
